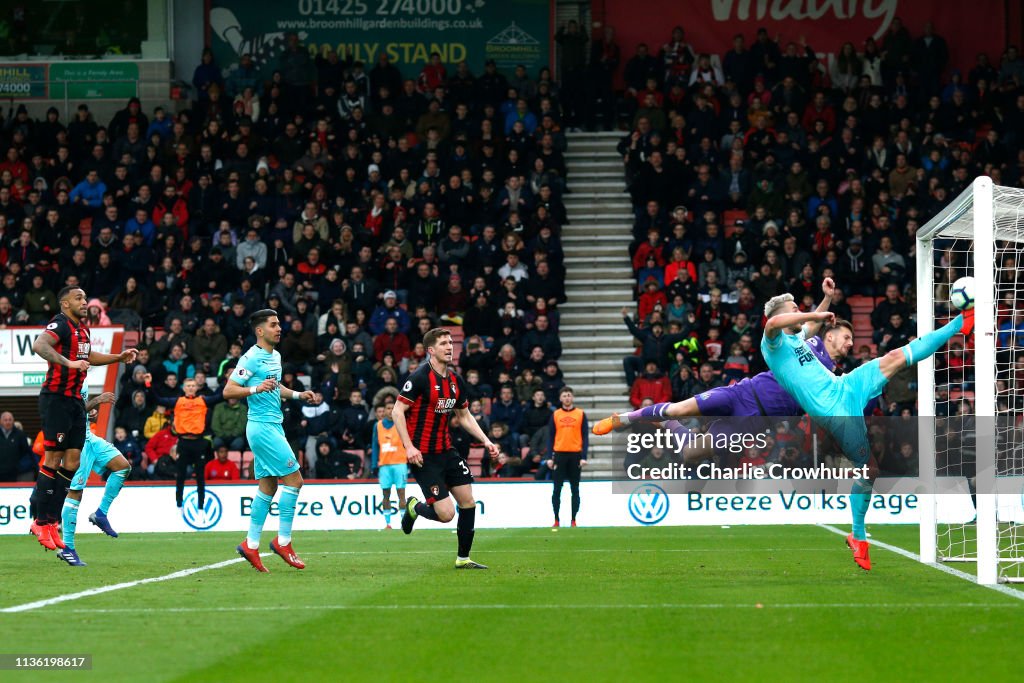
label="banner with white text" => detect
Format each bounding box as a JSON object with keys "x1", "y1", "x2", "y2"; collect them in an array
[
  {"x1": 0, "y1": 480, "x2": 992, "y2": 534},
  {"x1": 209, "y1": 0, "x2": 551, "y2": 82}
]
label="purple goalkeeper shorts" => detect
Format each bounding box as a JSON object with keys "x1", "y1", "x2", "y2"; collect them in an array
[{"x1": 694, "y1": 384, "x2": 761, "y2": 417}]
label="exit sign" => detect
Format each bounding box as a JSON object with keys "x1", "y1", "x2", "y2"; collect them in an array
[{"x1": 22, "y1": 372, "x2": 45, "y2": 386}]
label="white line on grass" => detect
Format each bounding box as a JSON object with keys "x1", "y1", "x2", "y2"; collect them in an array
[
  {"x1": 313, "y1": 548, "x2": 829, "y2": 555},
  {"x1": 58, "y1": 602, "x2": 1023, "y2": 615},
  {"x1": 819, "y1": 524, "x2": 1024, "y2": 602},
  {"x1": 0, "y1": 554, "x2": 269, "y2": 614}
]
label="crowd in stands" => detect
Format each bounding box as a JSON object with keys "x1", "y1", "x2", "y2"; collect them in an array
[
  {"x1": 2, "y1": 19, "x2": 1022, "y2": 482},
  {"x1": 599, "y1": 20, "x2": 1024, "y2": 473},
  {"x1": 0, "y1": 37, "x2": 574, "y2": 481}
]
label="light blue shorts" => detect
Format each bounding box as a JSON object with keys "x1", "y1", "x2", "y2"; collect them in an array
[
  {"x1": 71, "y1": 435, "x2": 122, "y2": 491},
  {"x1": 813, "y1": 359, "x2": 888, "y2": 466},
  {"x1": 247, "y1": 421, "x2": 300, "y2": 480},
  {"x1": 379, "y1": 463, "x2": 408, "y2": 490}
]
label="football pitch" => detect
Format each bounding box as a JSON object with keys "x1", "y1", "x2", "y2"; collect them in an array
[{"x1": 1, "y1": 525, "x2": 1022, "y2": 682}]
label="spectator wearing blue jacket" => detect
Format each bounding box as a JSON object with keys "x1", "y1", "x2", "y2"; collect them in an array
[
  {"x1": 146, "y1": 107, "x2": 173, "y2": 143},
  {"x1": 504, "y1": 98, "x2": 538, "y2": 135},
  {"x1": 69, "y1": 168, "x2": 106, "y2": 215},
  {"x1": 124, "y1": 207, "x2": 157, "y2": 246},
  {"x1": 368, "y1": 290, "x2": 411, "y2": 335}
]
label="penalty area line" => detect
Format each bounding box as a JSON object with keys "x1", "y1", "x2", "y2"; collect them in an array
[
  {"x1": 0, "y1": 554, "x2": 272, "y2": 614},
  {"x1": 60, "y1": 602, "x2": 1024, "y2": 615},
  {"x1": 819, "y1": 524, "x2": 1024, "y2": 602}
]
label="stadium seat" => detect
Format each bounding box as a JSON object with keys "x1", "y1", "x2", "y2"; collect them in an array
[
  {"x1": 467, "y1": 447, "x2": 485, "y2": 477},
  {"x1": 78, "y1": 218, "x2": 92, "y2": 247},
  {"x1": 482, "y1": 397, "x2": 492, "y2": 415},
  {"x1": 241, "y1": 451, "x2": 254, "y2": 478},
  {"x1": 123, "y1": 330, "x2": 140, "y2": 348},
  {"x1": 227, "y1": 450, "x2": 242, "y2": 468}
]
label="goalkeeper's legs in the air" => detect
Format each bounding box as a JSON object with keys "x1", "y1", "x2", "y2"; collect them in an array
[{"x1": 593, "y1": 398, "x2": 701, "y2": 435}]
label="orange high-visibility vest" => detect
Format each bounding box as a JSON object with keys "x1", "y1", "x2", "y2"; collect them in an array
[
  {"x1": 173, "y1": 396, "x2": 209, "y2": 436},
  {"x1": 376, "y1": 420, "x2": 407, "y2": 465},
  {"x1": 553, "y1": 407, "x2": 586, "y2": 452}
]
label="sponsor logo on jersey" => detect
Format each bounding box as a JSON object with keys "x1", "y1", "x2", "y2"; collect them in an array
[
  {"x1": 56, "y1": 432, "x2": 65, "y2": 443},
  {"x1": 434, "y1": 398, "x2": 457, "y2": 413}
]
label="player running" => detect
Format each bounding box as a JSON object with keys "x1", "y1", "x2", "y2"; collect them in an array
[
  {"x1": 393, "y1": 328, "x2": 500, "y2": 569},
  {"x1": 57, "y1": 387, "x2": 132, "y2": 567},
  {"x1": 30, "y1": 286, "x2": 137, "y2": 551},
  {"x1": 761, "y1": 293, "x2": 971, "y2": 570},
  {"x1": 226, "y1": 309, "x2": 315, "y2": 573},
  {"x1": 372, "y1": 408, "x2": 407, "y2": 529},
  {"x1": 594, "y1": 279, "x2": 851, "y2": 437}
]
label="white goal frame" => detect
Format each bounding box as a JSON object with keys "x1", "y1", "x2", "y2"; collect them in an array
[{"x1": 916, "y1": 176, "x2": 999, "y2": 584}]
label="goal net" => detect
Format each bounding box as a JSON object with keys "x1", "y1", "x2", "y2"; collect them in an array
[{"x1": 917, "y1": 176, "x2": 1024, "y2": 584}]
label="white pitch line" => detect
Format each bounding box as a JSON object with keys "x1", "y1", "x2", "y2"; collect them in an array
[
  {"x1": 819, "y1": 524, "x2": 1024, "y2": 602},
  {"x1": 0, "y1": 554, "x2": 268, "y2": 614},
  {"x1": 313, "y1": 548, "x2": 829, "y2": 555},
  {"x1": 60, "y1": 602, "x2": 1023, "y2": 615}
]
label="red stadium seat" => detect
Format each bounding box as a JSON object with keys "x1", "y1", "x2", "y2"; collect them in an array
[{"x1": 467, "y1": 447, "x2": 485, "y2": 476}]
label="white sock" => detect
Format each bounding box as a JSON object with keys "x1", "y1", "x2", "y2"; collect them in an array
[
  {"x1": 457, "y1": 556, "x2": 468, "y2": 561},
  {"x1": 618, "y1": 414, "x2": 632, "y2": 425},
  {"x1": 277, "y1": 534, "x2": 291, "y2": 546},
  {"x1": 246, "y1": 539, "x2": 259, "y2": 549}
]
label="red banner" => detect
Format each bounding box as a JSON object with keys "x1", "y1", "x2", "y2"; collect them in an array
[{"x1": 600, "y1": 0, "x2": 1008, "y2": 82}]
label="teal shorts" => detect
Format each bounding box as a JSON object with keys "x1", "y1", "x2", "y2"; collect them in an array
[
  {"x1": 247, "y1": 421, "x2": 300, "y2": 480},
  {"x1": 379, "y1": 463, "x2": 408, "y2": 490},
  {"x1": 71, "y1": 435, "x2": 122, "y2": 491},
  {"x1": 814, "y1": 359, "x2": 888, "y2": 466}
]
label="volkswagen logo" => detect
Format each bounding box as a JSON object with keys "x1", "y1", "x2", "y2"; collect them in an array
[
  {"x1": 182, "y1": 490, "x2": 223, "y2": 530},
  {"x1": 628, "y1": 484, "x2": 669, "y2": 525}
]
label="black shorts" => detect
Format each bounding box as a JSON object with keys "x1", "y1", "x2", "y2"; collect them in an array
[
  {"x1": 39, "y1": 393, "x2": 87, "y2": 452},
  {"x1": 411, "y1": 449, "x2": 474, "y2": 503}
]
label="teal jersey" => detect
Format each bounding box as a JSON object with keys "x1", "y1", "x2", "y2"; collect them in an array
[
  {"x1": 230, "y1": 344, "x2": 283, "y2": 423},
  {"x1": 760, "y1": 329, "x2": 843, "y2": 416}
]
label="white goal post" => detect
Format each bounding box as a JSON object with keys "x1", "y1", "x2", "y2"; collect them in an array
[{"x1": 916, "y1": 176, "x2": 1024, "y2": 585}]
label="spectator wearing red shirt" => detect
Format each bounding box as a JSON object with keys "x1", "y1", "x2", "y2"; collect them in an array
[
  {"x1": 632, "y1": 229, "x2": 666, "y2": 272},
  {"x1": 0, "y1": 147, "x2": 29, "y2": 185},
  {"x1": 663, "y1": 246, "x2": 698, "y2": 286},
  {"x1": 144, "y1": 425, "x2": 178, "y2": 469},
  {"x1": 630, "y1": 360, "x2": 672, "y2": 408},
  {"x1": 417, "y1": 52, "x2": 447, "y2": 93},
  {"x1": 637, "y1": 278, "x2": 667, "y2": 322},
  {"x1": 205, "y1": 445, "x2": 241, "y2": 481},
  {"x1": 373, "y1": 317, "x2": 411, "y2": 363}
]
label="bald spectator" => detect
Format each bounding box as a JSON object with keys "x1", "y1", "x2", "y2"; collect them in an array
[{"x1": 0, "y1": 412, "x2": 32, "y2": 482}]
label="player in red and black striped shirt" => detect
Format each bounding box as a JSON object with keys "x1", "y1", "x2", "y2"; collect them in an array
[
  {"x1": 392, "y1": 327, "x2": 499, "y2": 569},
  {"x1": 28, "y1": 286, "x2": 138, "y2": 551}
]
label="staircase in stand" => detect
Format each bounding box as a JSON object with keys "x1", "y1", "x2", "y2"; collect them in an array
[{"x1": 560, "y1": 130, "x2": 636, "y2": 479}]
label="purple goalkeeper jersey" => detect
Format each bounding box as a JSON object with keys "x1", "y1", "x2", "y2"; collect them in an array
[{"x1": 695, "y1": 334, "x2": 835, "y2": 417}]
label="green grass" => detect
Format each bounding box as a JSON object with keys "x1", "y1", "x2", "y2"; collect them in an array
[{"x1": 1, "y1": 525, "x2": 1023, "y2": 682}]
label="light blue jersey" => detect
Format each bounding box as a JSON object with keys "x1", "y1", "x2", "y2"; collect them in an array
[
  {"x1": 72, "y1": 385, "x2": 121, "y2": 490},
  {"x1": 230, "y1": 344, "x2": 283, "y2": 423},
  {"x1": 230, "y1": 343, "x2": 298, "y2": 479},
  {"x1": 761, "y1": 328, "x2": 888, "y2": 465}
]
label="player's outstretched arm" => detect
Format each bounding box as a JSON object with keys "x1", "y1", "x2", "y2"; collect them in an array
[
  {"x1": 765, "y1": 311, "x2": 835, "y2": 339},
  {"x1": 85, "y1": 392, "x2": 116, "y2": 412},
  {"x1": 88, "y1": 347, "x2": 138, "y2": 366},
  {"x1": 803, "y1": 277, "x2": 836, "y2": 338}
]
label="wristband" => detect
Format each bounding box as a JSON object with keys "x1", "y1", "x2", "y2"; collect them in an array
[
  {"x1": 250, "y1": 385, "x2": 258, "y2": 395},
  {"x1": 291, "y1": 392, "x2": 303, "y2": 400}
]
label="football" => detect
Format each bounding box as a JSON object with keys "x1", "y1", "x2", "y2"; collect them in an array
[{"x1": 950, "y1": 276, "x2": 975, "y2": 310}]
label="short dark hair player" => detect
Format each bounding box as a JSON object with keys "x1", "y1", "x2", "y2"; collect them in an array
[
  {"x1": 393, "y1": 328, "x2": 500, "y2": 569},
  {"x1": 30, "y1": 286, "x2": 137, "y2": 550}
]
